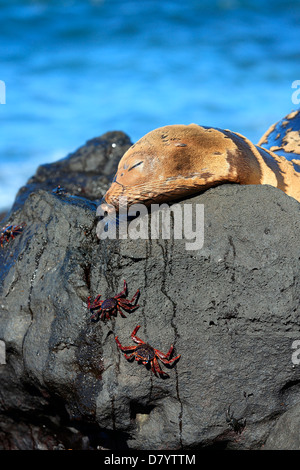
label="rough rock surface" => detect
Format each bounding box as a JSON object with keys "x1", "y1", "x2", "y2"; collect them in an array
[
  {"x1": 264, "y1": 403, "x2": 300, "y2": 449},
  {"x1": 11, "y1": 130, "x2": 132, "y2": 214},
  {"x1": 1, "y1": 130, "x2": 300, "y2": 450}
]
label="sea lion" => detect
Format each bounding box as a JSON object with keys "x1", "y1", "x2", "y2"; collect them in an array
[{"x1": 101, "y1": 109, "x2": 300, "y2": 211}]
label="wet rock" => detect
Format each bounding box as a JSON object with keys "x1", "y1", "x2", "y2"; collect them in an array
[{"x1": 1, "y1": 131, "x2": 300, "y2": 449}]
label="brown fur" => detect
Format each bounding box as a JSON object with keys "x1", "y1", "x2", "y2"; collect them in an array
[{"x1": 102, "y1": 118, "x2": 300, "y2": 210}]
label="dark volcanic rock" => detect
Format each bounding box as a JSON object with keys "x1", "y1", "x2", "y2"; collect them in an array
[
  {"x1": 1, "y1": 131, "x2": 300, "y2": 450},
  {"x1": 10, "y1": 130, "x2": 132, "y2": 214},
  {"x1": 264, "y1": 403, "x2": 300, "y2": 449}
]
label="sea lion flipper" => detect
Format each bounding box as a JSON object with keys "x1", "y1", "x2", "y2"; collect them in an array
[{"x1": 258, "y1": 109, "x2": 300, "y2": 167}]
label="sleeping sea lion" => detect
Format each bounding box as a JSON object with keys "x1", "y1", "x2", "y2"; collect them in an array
[{"x1": 101, "y1": 109, "x2": 300, "y2": 211}]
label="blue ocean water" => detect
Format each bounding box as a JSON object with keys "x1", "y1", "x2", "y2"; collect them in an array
[{"x1": 0, "y1": 0, "x2": 300, "y2": 212}]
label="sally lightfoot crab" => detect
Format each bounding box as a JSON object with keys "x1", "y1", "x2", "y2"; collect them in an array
[
  {"x1": 225, "y1": 405, "x2": 246, "y2": 434},
  {"x1": 88, "y1": 280, "x2": 140, "y2": 321},
  {"x1": 0, "y1": 222, "x2": 26, "y2": 248},
  {"x1": 115, "y1": 325, "x2": 181, "y2": 378}
]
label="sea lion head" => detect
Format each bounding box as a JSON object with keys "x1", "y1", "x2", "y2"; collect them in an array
[{"x1": 101, "y1": 123, "x2": 241, "y2": 211}]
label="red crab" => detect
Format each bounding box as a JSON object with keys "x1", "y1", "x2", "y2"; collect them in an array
[
  {"x1": 115, "y1": 325, "x2": 181, "y2": 378},
  {"x1": 88, "y1": 280, "x2": 140, "y2": 321},
  {"x1": 0, "y1": 222, "x2": 26, "y2": 248}
]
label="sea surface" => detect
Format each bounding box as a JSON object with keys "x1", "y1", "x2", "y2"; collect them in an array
[{"x1": 0, "y1": 0, "x2": 300, "y2": 212}]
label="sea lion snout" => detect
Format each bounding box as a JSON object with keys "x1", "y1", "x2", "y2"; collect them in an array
[
  {"x1": 112, "y1": 156, "x2": 146, "y2": 188},
  {"x1": 103, "y1": 148, "x2": 150, "y2": 207}
]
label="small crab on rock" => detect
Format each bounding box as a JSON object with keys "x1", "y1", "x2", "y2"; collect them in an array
[
  {"x1": 88, "y1": 280, "x2": 140, "y2": 321},
  {"x1": 115, "y1": 325, "x2": 181, "y2": 378},
  {"x1": 225, "y1": 405, "x2": 246, "y2": 434},
  {"x1": 0, "y1": 222, "x2": 26, "y2": 248}
]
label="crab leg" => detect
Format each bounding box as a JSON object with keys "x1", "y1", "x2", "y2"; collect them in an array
[
  {"x1": 88, "y1": 295, "x2": 103, "y2": 320},
  {"x1": 123, "y1": 351, "x2": 138, "y2": 361},
  {"x1": 87, "y1": 295, "x2": 102, "y2": 309},
  {"x1": 153, "y1": 344, "x2": 181, "y2": 364},
  {"x1": 130, "y1": 325, "x2": 145, "y2": 344},
  {"x1": 115, "y1": 280, "x2": 140, "y2": 303},
  {"x1": 118, "y1": 298, "x2": 140, "y2": 311},
  {"x1": 154, "y1": 346, "x2": 180, "y2": 363},
  {"x1": 114, "y1": 280, "x2": 128, "y2": 299},
  {"x1": 104, "y1": 310, "x2": 111, "y2": 320},
  {"x1": 98, "y1": 311, "x2": 105, "y2": 321},
  {"x1": 115, "y1": 336, "x2": 137, "y2": 353},
  {"x1": 122, "y1": 288, "x2": 140, "y2": 305},
  {"x1": 151, "y1": 357, "x2": 169, "y2": 377},
  {"x1": 159, "y1": 354, "x2": 181, "y2": 365},
  {"x1": 115, "y1": 336, "x2": 136, "y2": 359},
  {"x1": 90, "y1": 311, "x2": 99, "y2": 321},
  {"x1": 154, "y1": 345, "x2": 174, "y2": 360},
  {"x1": 116, "y1": 304, "x2": 127, "y2": 318}
]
